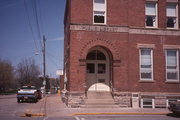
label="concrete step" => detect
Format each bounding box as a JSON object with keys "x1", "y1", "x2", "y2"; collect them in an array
[
  {"x1": 83, "y1": 104, "x2": 119, "y2": 108},
  {"x1": 86, "y1": 99, "x2": 115, "y2": 103},
  {"x1": 87, "y1": 91, "x2": 113, "y2": 99},
  {"x1": 85, "y1": 103, "x2": 116, "y2": 105},
  {"x1": 84, "y1": 91, "x2": 118, "y2": 108}
]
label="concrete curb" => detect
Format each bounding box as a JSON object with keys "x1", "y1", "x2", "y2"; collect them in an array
[
  {"x1": 21, "y1": 96, "x2": 47, "y2": 117},
  {"x1": 21, "y1": 109, "x2": 46, "y2": 117},
  {"x1": 71, "y1": 112, "x2": 169, "y2": 116},
  {"x1": 21, "y1": 112, "x2": 46, "y2": 117}
]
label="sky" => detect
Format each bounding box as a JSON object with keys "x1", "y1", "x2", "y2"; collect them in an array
[{"x1": 0, "y1": 0, "x2": 66, "y2": 78}]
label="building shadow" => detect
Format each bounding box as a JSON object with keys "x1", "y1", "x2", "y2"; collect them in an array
[{"x1": 166, "y1": 113, "x2": 180, "y2": 118}]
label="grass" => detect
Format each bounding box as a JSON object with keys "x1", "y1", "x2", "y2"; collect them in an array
[{"x1": 0, "y1": 90, "x2": 17, "y2": 95}]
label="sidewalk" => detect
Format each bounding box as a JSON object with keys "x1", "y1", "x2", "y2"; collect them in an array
[{"x1": 24, "y1": 94, "x2": 171, "y2": 117}]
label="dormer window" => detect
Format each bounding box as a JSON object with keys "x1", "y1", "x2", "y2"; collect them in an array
[
  {"x1": 93, "y1": 0, "x2": 106, "y2": 24},
  {"x1": 145, "y1": 2, "x2": 157, "y2": 28},
  {"x1": 166, "y1": 3, "x2": 178, "y2": 29}
]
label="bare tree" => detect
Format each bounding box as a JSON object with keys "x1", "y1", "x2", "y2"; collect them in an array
[
  {"x1": 16, "y1": 58, "x2": 42, "y2": 88},
  {"x1": 0, "y1": 59, "x2": 15, "y2": 92}
]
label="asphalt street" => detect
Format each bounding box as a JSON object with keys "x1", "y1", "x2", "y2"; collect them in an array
[
  {"x1": 0, "y1": 94, "x2": 38, "y2": 120},
  {"x1": 73, "y1": 115, "x2": 180, "y2": 120},
  {"x1": 42, "y1": 115, "x2": 180, "y2": 120}
]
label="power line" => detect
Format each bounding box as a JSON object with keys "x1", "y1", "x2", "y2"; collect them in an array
[
  {"x1": 23, "y1": 0, "x2": 39, "y2": 54},
  {"x1": 31, "y1": 0, "x2": 43, "y2": 51},
  {"x1": 46, "y1": 52, "x2": 60, "y2": 68},
  {"x1": 37, "y1": 0, "x2": 44, "y2": 35},
  {"x1": 23, "y1": 0, "x2": 43, "y2": 65},
  {"x1": 46, "y1": 51, "x2": 61, "y2": 61}
]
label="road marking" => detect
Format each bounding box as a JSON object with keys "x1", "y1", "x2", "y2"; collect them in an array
[
  {"x1": 75, "y1": 116, "x2": 85, "y2": 120},
  {"x1": 43, "y1": 116, "x2": 48, "y2": 120},
  {"x1": 75, "y1": 116, "x2": 80, "y2": 120},
  {"x1": 81, "y1": 117, "x2": 85, "y2": 120}
]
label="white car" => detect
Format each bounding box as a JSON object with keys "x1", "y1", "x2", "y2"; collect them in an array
[{"x1": 17, "y1": 86, "x2": 38, "y2": 103}]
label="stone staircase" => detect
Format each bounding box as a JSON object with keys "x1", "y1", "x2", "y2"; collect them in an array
[{"x1": 83, "y1": 91, "x2": 118, "y2": 108}]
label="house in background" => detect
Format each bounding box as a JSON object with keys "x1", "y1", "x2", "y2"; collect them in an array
[{"x1": 63, "y1": 0, "x2": 180, "y2": 108}]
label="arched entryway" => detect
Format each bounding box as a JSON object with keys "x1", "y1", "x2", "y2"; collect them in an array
[{"x1": 86, "y1": 46, "x2": 112, "y2": 91}]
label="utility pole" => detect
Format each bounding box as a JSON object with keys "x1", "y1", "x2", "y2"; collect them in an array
[{"x1": 43, "y1": 35, "x2": 46, "y2": 94}]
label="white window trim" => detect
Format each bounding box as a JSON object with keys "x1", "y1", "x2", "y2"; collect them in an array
[
  {"x1": 139, "y1": 49, "x2": 154, "y2": 81},
  {"x1": 145, "y1": 2, "x2": 158, "y2": 28},
  {"x1": 93, "y1": 0, "x2": 107, "y2": 25},
  {"x1": 166, "y1": 3, "x2": 179, "y2": 29},
  {"x1": 165, "y1": 50, "x2": 179, "y2": 82},
  {"x1": 140, "y1": 98, "x2": 155, "y2": 108}
]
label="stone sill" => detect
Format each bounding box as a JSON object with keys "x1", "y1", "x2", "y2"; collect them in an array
[
  {"x1": 139, "y1": 80, "x2": 155, "y2": 83},
  {"x1": 165, "y1": 81, "x2": 180, "y2": 84}
]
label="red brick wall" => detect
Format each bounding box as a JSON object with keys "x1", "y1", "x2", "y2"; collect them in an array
[
  {"x1": 68, "y1": 30, "x2": 180, "y2": 92},
  {"x1": 179, "y1": 2, "x2": 180, "y2": 28},
  {"x1": 65, "y1": 0, "x2": 180, "y2": 93},
  {"x1": 128, "y1": 0, "x2": 145, "y2": 27},
  {"x1": 158, "y1": 0, "x2": 166, "y2": 28},
  {"x1": 68, "y1": 30, "x2": 129, "y2": 91},
  {"x1": 127, "y1": 34, "x2": 180, "y2": 92},
  {"x1": 71, "y1": 0, "x2": 93, "y2": 24},
  {"x1": 60, "y1": 75, "x2": 64, "y2": 90},
  {"x1": 107, "y1": 0, "x2": 128, "y2": 26},
  {"x1": 70, "y1": 0, "x2": 179, "y2": 28}
]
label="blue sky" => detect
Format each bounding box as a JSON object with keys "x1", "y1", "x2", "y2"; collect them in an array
[{"x1": 0, "y1": 0, "x2": 66, "y2": 78}]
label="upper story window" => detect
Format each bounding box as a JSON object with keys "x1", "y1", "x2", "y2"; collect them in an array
[
  {"x1": 166, "y1": 3, "x2": 179, "y2": 29},
  {"x1": 166, "y1": 50, "x2": 179, "y2": 82},
  {"x1": 145, "y1": 2, "x2": 157, "y2": 28},
  {"x1": 93, "y1": 0, "x2": 106, "y2": 24}
]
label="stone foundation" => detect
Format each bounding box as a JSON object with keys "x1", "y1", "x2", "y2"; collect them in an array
[
  {"x1": 113, "y1": 92, "x2": 132, "y2": 107},
  {"x1": 113, "y1": 92, "x2": 180, "y2": 108},
  {"x1": 154, "y1": 96, "x2": 167, "y2": 108},
  {"x1": 61, "y1": 90, "x2": 86, "y2": 108},
  {"x1": 61, "y1": 91, "x2": 180, "y2": 108},
  {"x1": 140, "y1": 93, "x2": 180, "y2": 108}
]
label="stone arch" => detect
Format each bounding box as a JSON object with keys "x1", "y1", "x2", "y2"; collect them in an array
[
  {"x1": 79, "y1": 38, "x2": 120, "y2": 61},
  {"x1": 86, "y1": 46, "x2": 112, "y2": 91}
]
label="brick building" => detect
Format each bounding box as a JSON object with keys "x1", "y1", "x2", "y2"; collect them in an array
[{"x1": 63, "y1": 0, "x2": 180, "y2": 108}]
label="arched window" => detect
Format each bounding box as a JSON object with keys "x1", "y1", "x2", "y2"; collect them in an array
[{"x1": 86, "y1": 50, "x2": 106, "y2": 60}]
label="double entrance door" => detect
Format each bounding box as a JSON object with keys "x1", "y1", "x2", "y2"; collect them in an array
[{"x1": 86, "y1": 49, "x2": 110, "y2": 91}]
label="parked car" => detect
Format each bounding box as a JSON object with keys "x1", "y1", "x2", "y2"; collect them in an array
[
  {"x1": 168, "y1": 101, "x2": 180, "y2": 115},
  {"x1": 17, "y1": 86, "x2": 38, "y2": 103}
]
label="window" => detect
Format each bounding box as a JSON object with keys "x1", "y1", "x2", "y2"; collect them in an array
[
  {"x1": 166, "y1": 3, "x2": 178, "y2": 29},
  {"x1": 87, "y1": 63, "x2": 95, "y2": 73},
  {"x1": 93, "y1": 0, "x2": 106, "y2": 24},
  {"x1": 98, "y1": 64, "x2": 106, "y2": 74},
  {"x1": 145, "y1": 2, "x2": 157, "y2": 27},
  {"x1": 98, "y1": 79, "x2": 105, "y2": 83},
  {"x1": 140, "y1": 49, "x2": 153, "y2": 80},
  {"x1": 166, "y1": 50, "x2": 179, "y2": 82},
  {"x1": 141, "y1": 99, "x2": 155, "y2": 108},
  {"x1": 87, "y1": 50, "x2": 96, "y2": 60},
  {"x1": 86, "y1": 50, "x2": 106, "y2": 60}
]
